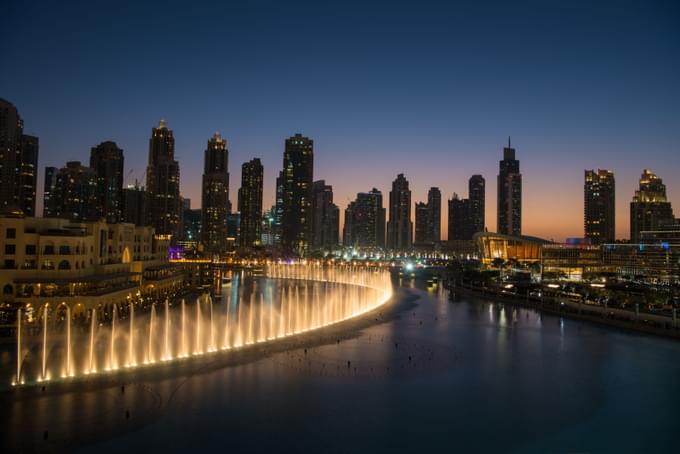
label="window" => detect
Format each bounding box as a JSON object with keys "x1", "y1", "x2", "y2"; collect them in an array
[
  {"x1": 3, "y1": 284, "x2": 13, "y2": 295},
  {"x1": 6, "y1": 228, "x2": 16, "y2": 239},
  {"x1": 5, "y1": 244, "x2": 16, "y2": 255},
  {"x1": 25, "y1": 244, "x2": 36, "y2": 255},
  {"x1": 58, "y1": 260, "x2": 71, "y2": 270},
  {"x1": 59, "y1": 245, "x2": 70, "y2": 255},
  {"x1": 4, "y1": 259, "x2": 15, "y2": 269},
  {"x1": 44, "y1": 245, "x2": 55, "y2": 255},
  {"x1": 42, "y1": 259, "x2": 54, "y2": 270}
]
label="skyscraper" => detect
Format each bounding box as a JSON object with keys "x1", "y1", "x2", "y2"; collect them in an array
[
  {"x1": 146, "y1": 119, "x2": 181, "y2": 239},
  {"x1": 0, "y1": 99, "x2": 38, "y2": 216},
  {"x1": 238, "y1": 158, "x2": 264, "y2": 248},
  {"x1": 50, "y1": 161, "x2": 98, "y2": 221},
  {"x1": 448, "y1": 194, "x2": 470, "y2": 241},
  {"x1": 122, "y1": 183, "x2": 146, "y2": 226},
  {"x1": 584, "y1": 169, "x2": 615, "y2": 244},
  {"x1": 414, "y1": 202, "x2": 429, "y2": 246},
  {"x1": 90, "y1": 141, "x2": 124, "y2": 223},
  {"x1": 468, "y1": 175, "x2": 485, "y2": 235},
  {"x1": 427, "y1": 187, "x2": 441, "y2": 244},
  {"x1": 448, "y1": 175, "x2": 486, "y2": 241},
  {"x1": 201, "y1": 132, "x2": 229, "y2": 253},
  {"x1": 273, "y1": 171, "x2": 284, "y2": 246},
  {"x1": 343, "y1": 189, "x2": 386, "y2": 248},
  {"x1": 18, "y1": 134, "x2": 39, "y2": 217},
  {"x1": 387, "y1": 173, "x2": 413, "y2": 250},
  {"x1": 280, "y1": 134, "x2": 314, "y2": 255},
  {"x1": 497, "y1": 138, "x2": 521, "y2": 236},
  {"x1": 630, "y1": 169, "x2": 674, "y2": 243},
  {"x1": 311, "y1": 180, "x2": 339, "y2": 250},
  {"x1": 43, "y1": 166, "x2": 58, "y2": 218}
]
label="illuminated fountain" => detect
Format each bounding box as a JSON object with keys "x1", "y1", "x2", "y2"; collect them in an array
[{"x1": 12, "y1": 264, "x2": 392, "y2": 386}]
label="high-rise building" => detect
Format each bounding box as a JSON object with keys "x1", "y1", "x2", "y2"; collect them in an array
[
  {"x1": 90, "y1": 141, "x2": 124, "y2": 223},
  {"x1": 468, "y1": 175, "x2": 485, "y2": 235},
  {"x1": 497, "y1": 138, "x2": 521, "y2": 236},
  {"x1": 0, "y1": 99, "x2": 39, "y2": 216},
  {"x1": 414, "y1": 202, "x2": 429, "y2": 246},
  {"x1": 343, "y1": 188, "x2": 386, "y2": 248},
  {"x1": 387, "y1": 174, "x2": 412, "y2": 250},
  {"x1": 146, "y1": 119, "x2": 181, "y2": 239},
  {"x1": 50, "y1": 161, "x2": 98, "y2": 221},
  {"x1": 19, "y1": 134, "x2": 39, "y2": 217},
  {"x1": 122, "y1": 183, "x2": 146, "y2": 226},
  {"x1": 426, "y1": 187, "x2": 441, "y2": 244},
  {"x1": 280, "y1": 134, "x2": 314, "y2": 255},
  {"x1": 238, "y1": 158, "x2": 263, "y2": 248},
  {"x1": 448, "y1": 194, "x2": 471, "y2": 241},
  {"x1": 630, "y1": 169, "x2": 674, "y2": 243},
  {"x1": 201, "y1": 132, "x2": 230, "y2": 252},
  {"x1": 584, "y1": 169, "x2": 615, "y2": 244},
  {"x1": 448, "y1": 175, "x2": 487, "y2": 241},
  {"x1": 311, "y1": 180, "x2": 339, "y2": 250},
  {"x1": 261, "y1": 207, "x2": 277, "y2": 246},
  {"x1": 43, "y1": 166, "x2": 58, "y2": 218},
  {"x1": 273, "y1": 171, "x2": 284, "y2": 246}
]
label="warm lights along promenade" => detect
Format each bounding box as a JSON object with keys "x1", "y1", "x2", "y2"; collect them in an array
[{"x1": 12, "y1": 264, "x2": 393, "y2": 387}]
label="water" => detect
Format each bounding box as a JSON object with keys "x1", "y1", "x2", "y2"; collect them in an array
[{"x1": 2, "y1": 277, "x2": 679, "y2": 453}]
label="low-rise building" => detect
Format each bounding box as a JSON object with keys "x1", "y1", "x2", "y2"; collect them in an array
[{"x1": 0, "y1": 216, "x2": 185, "y2": 316}]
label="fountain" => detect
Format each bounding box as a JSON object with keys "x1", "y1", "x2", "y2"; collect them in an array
[{"x1": 12, "y1": 264, "x2": 393, "y2": 386}]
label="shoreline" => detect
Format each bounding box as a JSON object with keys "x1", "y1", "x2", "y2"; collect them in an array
[{"x1": 449, "y1": 284, "x2": 680, "y2": 340}]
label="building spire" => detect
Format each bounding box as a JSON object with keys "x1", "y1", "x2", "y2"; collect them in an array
[{"x1": 508, "y1": 136, "x2": 511, "y2": 148}]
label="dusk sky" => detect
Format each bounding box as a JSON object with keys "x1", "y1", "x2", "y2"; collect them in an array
[{"x1": 2, "y1": 0, "x2": 678, "y2": 241}]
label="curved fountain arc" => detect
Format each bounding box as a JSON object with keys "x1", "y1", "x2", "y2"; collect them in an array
[{"x1": 12, "y1": 264, "x2": 393, "y2": 387}]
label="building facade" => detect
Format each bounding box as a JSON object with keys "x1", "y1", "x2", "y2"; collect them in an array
[
  {"x1": 630, "y1": 169, "x2": 674, "y2": 243},
  {"x1": 90, "y1": 141, "x2": 124, "y2": 223},
  {"x1": 311, "y1": 180, "x2": 339, "y2": 250},
  {"x1": 584, "y1": 169, "x2": 615, "y2": 244},
  {"x1": 387, "y1": 174, "x2": 412, "y2": 250},
  {"x1": 238, "y1": 158, "x2": 264, "y2": 248},
  {"x1": 47, "y1": 161, "x2": 98, "y2": 222},
  {"x1": 497, "y1": 138, "x2": 521, "y2": 236},
  {"x1": 201, "y1": 133, "x2": 230, "y2": 253},
  {"x1": 468, "y1": 175, "x2": 485, "y2": 235},
  {"x1": 448, "y1": 194, "x2": 470, "y2": 241},
  {"x1": 414, "y1": 202, "x2": 429, "y2": 246},
  {"x1": 146, "y1": 120, "x2": 181, "y2": 240},
  {"x1": 280, "y1": 134, "x2": 314, "y2": 255},
  {"x1": 0, "y1": 99, "x2": 39, "y2": 216},
  {"x1": 0, "y1": 216, "x2": 183, "y2": 312},
  {"x1": 343, "y1": 189, "x2": 385, "y2": 249}
]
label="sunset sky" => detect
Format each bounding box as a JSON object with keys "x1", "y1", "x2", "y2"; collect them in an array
[{"x1": 2, "y1": 0, "x2": 678, "y2": 241}]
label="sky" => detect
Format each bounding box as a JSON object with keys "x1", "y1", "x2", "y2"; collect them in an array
[{"x1": 1, "y1": 0, "x2": 679, "y2": 241}]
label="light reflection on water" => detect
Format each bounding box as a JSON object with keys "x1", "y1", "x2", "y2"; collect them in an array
[{"x1": 3, "y1": 279, "x2": 680, "y2": 453}]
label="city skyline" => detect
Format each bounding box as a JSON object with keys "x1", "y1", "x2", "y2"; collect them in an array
[{"x1": 2, "y1": 0, "x2": 679, "y2": 241}]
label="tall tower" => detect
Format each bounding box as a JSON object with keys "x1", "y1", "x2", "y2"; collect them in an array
[
  {"x1": 238, "y1": 158, "x2": 263, "y2": 248},
  {"x1": 311, "y1": 180, "x2": 339, "y2": 250},
  {"x1": 497, "y1": 138, "x2": 522, "y2": 236},
  {"x1": 90, "y1": 141, "x2": 124, "y2": 223},
  {"x1": 43, "y1": 166, "x2": 58, "y2": 218},
  {"x1": 584, "y1": 169, "x2": 615, "y2": 244},
  {"x1": 414, "y1": 202, "x2": 429, "y2": 246},
  {"x1": 448, "y1": 193, "x2": 470, "y2": 241},
  {"x1": 630, "y1": 169, "x2": 674, "y2": 242},
  {"x1": 426, "y1": 187, "x2": 441, "y2": 244},
  {"x1": 468, "y1": 175, "x2": 485, "y2": 236},
  {"x1": 344, "y1": 189, "x2": 385, "y2": 248},
  {"x1": 387, "y1": 173, "x2": 413, "y2": 250},
  {"x1": 51, "y1": 161, "x2": 98, "y2": 221},
  {"x1": 146, "y1": 119, "x2": 181, "y2": 239},
  {"x1": 281, "y1": 134, "x2": 314, "y2": 255},
  {"x1": 0, "y1": 99, "x2": 39, "y2": 216},
  {"x1": 201, "y1": 132, "x2": 229, "y2": 252}
]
